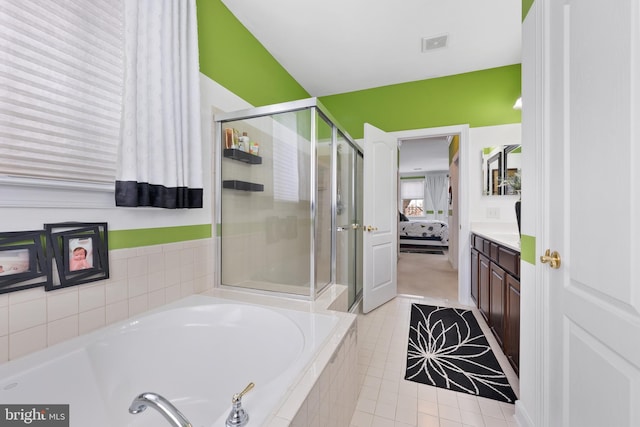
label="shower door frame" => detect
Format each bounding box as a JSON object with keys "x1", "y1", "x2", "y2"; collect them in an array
[{"x1": 214, "y1": 98, "x2": 363, "y2": 302}]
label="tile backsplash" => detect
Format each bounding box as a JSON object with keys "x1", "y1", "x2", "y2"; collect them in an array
[{"x1": 0, "y1": 238, "x2": 215, "y2": 363}]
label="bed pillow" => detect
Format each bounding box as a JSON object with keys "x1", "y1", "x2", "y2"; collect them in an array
[{"x1": 399, "y1": 211, "x2": 409, "y2": 222}]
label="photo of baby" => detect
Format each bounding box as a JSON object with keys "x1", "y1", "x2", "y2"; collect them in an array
[
  {"x1": 0, "y1": 249, "x2": 30, "y2": 276},
  {"x1": 69, "y1": 238, "x2": 93, "y2": 272}
]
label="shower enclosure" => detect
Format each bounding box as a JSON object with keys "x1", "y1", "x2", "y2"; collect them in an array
[{"x1": 215, "y1": 99, "x2": 363, "y2": 307}]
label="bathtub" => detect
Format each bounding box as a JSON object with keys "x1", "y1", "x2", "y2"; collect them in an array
[{"x1": 0, "y1": 294, "x2": 345, "y2": 426}]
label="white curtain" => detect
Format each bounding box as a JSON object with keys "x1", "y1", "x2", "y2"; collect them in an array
[
  {"x1": 425, "y1": 173, "x2": 448, "y2": 220},
  {"x1": 116, "y1": 0, "x2": 202, "y2": 208}
]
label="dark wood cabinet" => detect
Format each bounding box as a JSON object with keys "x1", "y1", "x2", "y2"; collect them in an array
[
  {"x1": 489, "y1": 262, "x2": 506, "y2": 347},
  {"x1": 470, "y1": 233, "x2": 520, "y2": 374},
  {"x1": 479, "y1": 254, "x2": 491, "y2": 323},
  {"x1": 470, "y1": 248, "x2": 479, "y2": 305},
  {"x1": 506, "y1": 274, "x2": 520, "y2": 374}
]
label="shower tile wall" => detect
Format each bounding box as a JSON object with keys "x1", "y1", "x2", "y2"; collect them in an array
[{"x1": 0, "y1": 238, "x2": 215, "y2": 363}]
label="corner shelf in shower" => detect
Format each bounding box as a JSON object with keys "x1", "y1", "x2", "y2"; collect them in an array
[
  {"x1": 223, "y1": 148, "x2": 262, "y2": 164},
  {"x1": 222, "y1": 180, "x2": 264, "y2": 192}
]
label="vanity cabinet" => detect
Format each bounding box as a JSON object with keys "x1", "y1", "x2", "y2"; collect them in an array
[
  {"x1": 470, "y1": 233, "x2": 520, "y2": 374},
  {"x1": 505, "y1": 274, "x2": 520, "y2": 372},
  {"x1": 470, "y1": 248, "x2": 479, "y2": 304},
  {"x1": 478, "y1": 253, "x2": 491, "y2": 323},
  {"x1": 489, "y1": 262, "x2": 506, "y2": 347}
]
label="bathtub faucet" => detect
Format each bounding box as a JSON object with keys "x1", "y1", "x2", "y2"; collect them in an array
[
  {"x1": 129, "y1": 392, "x2": 193, "y2": 427},
  {"x1": 226, "y1": 382, "x2": 255, "y2": 427}
]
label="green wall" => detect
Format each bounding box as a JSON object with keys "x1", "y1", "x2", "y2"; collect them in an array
[
  {"x1": 133, "y1": 1, "x2": 521, "y2": 250},
  {"x1": 196, "y1": 0, "x2": 521, "y2": 140},
  {"x1": 109, "y1": 225, "x2": 212, "y2": 250},
  {"x1": 523, "y1": 0, "x2": 534, "y2": 21},
  {"x1": 449, "y1": 135, "x2": 460, "y2": 164},
  {"x1": 320, "y1": 64, "x2": 521, "y2": 139},
  {"x1": 196, "y1": 0, "x2": 309, "y2": 106},
  {"x1": 521, "y1": 234, "x2": 536, "y2": 265}
]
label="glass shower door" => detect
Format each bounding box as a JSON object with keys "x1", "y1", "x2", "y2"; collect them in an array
[
  {"x1": 314, "y1": 112, "x2": 333, "y2": 295},
  {"x1": 335, "y1": 132, "x2": 361, "y2": 308},
  {"x1": 219, "y1": 109, "x2": 313, "y2": 297}
]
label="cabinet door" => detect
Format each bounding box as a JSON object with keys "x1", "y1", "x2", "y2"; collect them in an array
[
  {"x1": 478, "y1": 254, "x2": 491, "y2": 322},
  {"x1": 489, "y1": 262, "x2": 506, "y2": 347},
  {"x1": 471, "y1": 248, "x2": 479, "y2": 305},
  {"x1": 506, "y1": 274, "x2": 520, "y2": 374}
]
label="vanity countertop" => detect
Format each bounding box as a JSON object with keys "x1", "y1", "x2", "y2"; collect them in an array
[{"x1": 471, "y1": 224, "x2": 520, "y2": 252}]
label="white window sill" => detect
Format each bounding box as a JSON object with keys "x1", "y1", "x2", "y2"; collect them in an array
[{"x1": 0, "y1": 176, "x2": 116, "y2": 209}]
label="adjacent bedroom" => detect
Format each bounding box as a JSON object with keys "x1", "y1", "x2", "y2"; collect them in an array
[{"x1": 398, "y1": 135, "x2": 457, "y2": 301}]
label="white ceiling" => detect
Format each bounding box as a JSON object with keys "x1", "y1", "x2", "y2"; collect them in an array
[
  {"x1": 220, "y1": 0, "x2": 522, "y2": 96},
  {"x1": 399, "y1": 137, "x2": 450, "y2": 174}
]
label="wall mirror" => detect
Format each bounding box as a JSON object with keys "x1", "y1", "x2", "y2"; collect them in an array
[{"x1": 482, "y1": 144, "x2": 521, "y2": 196}]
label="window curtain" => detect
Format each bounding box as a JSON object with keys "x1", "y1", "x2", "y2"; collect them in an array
[
  {"x1": 115, "y1": 0, "x2": 202, "y2": 208},
  {"x1": 425, "y1": 173, "x2": 448, "y2": 220}
]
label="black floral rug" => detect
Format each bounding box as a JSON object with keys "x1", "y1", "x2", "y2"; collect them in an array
[{"x1": 405, "y1": 304, "x2": 517, "y2": 403}]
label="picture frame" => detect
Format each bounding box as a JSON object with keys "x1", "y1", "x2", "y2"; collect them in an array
[
  {"x1": 0, "y1": 230, "x2": 50, "y2": 294},
  {"x1": 45, "y1": 222, "x2": 109, "y2": 290}
]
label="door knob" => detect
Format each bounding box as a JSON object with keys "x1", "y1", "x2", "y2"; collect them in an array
[
  {"x1": 365, "y1": 225, "x2": 378, "y2": 232},
  {"x1": 540, "y1": 249, "x2": 561, "y2": 269}
]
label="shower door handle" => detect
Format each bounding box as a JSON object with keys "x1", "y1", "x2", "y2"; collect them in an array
[{"x1": 337, "y1": 224, "x2": 360, "y2": 232}]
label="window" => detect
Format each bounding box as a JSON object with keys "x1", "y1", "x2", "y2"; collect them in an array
[
  {"x1": 0, "y1": 0, "x2": 123, "y2": 187},
  {"x1": 401, "y1": 178, "x2": 425, "y2": 217}
]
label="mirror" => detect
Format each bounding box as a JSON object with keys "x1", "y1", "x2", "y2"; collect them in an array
[{"x1": 482, "y1": 144, "x2": 521, "y2": 196}]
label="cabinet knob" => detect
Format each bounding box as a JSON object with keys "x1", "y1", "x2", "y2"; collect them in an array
[{"x1": 540, "y1": 249, "x2": 561, "y2": 269}]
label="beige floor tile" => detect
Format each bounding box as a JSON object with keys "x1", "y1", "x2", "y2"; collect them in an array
[{"x1": 350, "y1": 254, "x2": 520, "y2": 427}]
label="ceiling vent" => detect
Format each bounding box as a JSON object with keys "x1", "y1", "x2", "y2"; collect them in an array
[{"x1": 421, "y1": 35, "x2": 448, "y2": 52}]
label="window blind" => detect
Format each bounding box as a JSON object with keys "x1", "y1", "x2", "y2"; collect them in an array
[
  {"x1": 401, "y1": 179, "x2": 425, "y2": 200},
  {"x1": 0, "y1": 0, "x2": 123, "y2": 184}
]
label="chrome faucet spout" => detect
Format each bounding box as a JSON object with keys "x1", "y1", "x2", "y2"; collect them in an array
[{"x1": 129, "y1": 392, "x2": 193, "y2": 427}]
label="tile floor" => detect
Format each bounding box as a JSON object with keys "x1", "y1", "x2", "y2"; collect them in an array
[{"x1": 349, "y1": 296, "x2": 520, "y2": 427}]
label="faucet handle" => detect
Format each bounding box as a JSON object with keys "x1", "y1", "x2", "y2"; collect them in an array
[
  {"x1": 232, "y1": 382, "x2": 254, "y2": 403},
  {"x1": 226, "y1": 382, "x2": 254, "y2": 427}
]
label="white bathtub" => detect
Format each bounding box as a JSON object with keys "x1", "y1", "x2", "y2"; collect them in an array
[{"x1": 0, "y1": 295, "x2": 342, "y2": 426}]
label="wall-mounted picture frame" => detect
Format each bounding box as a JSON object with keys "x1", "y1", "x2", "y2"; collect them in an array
[
  {"x1": 0, "y1": 230, "x2": 50, "y2": 294},
  {"x1": 45, "y1": 222, "x2": 109, "y2": 291}
]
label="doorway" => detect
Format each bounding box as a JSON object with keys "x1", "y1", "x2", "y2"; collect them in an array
[
  {"x1": 389, "y1": 124, "x2": 471, "y2": 305},
  {"x1": 397, "y1": 134, "x2": 457, "y2": 301}
]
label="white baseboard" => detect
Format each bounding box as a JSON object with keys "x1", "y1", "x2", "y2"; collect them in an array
[{"x1": 515, "y1": 401, "x2": 535, "y2": 427}]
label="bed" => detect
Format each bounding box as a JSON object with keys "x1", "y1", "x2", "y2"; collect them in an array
[{"x1": 398, "y1": 218, "x2": 449, "y2": 247}]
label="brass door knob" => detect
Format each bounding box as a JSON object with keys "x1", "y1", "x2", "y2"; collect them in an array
[
  {"x1": 540, "y1": 249, "x2": 561, "y2": 269},
  {"x1": 365, "y1": 225, "x2": 378, "y2": 232}
]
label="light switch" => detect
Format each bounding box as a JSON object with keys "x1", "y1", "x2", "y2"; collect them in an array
[{"x1": 487, "y1": 207, "x2": 500, "y2": 219}]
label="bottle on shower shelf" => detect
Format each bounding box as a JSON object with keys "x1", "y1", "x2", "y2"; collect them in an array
[
  {"x1": 238, "y1": 132, "x2": 249, "y2": 152},
  {"x1": 249, "y1": 141, "x2": 259, "y2": 156}
]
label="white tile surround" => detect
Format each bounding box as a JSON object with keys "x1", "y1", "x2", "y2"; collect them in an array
[
  {"x1": 0, "y1": 236, "x2": 359, "y2": 427},
  {"x1": 200, "y1": 287, "x2": 359, "y2": 427},
  {"x1": 0, "y1": 238, "x2": 215, "y2": 363},
  {"x1": 287, "y1": 320, "x2": 358, "y2": 426}
]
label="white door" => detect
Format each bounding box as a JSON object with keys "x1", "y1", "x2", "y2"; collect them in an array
[
  {"x1": 543, "y1": 0, "x2": 640, "y2": 425},
  {"x1": 362, "y1": 123, "x2": 397, "y2": 313}
]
